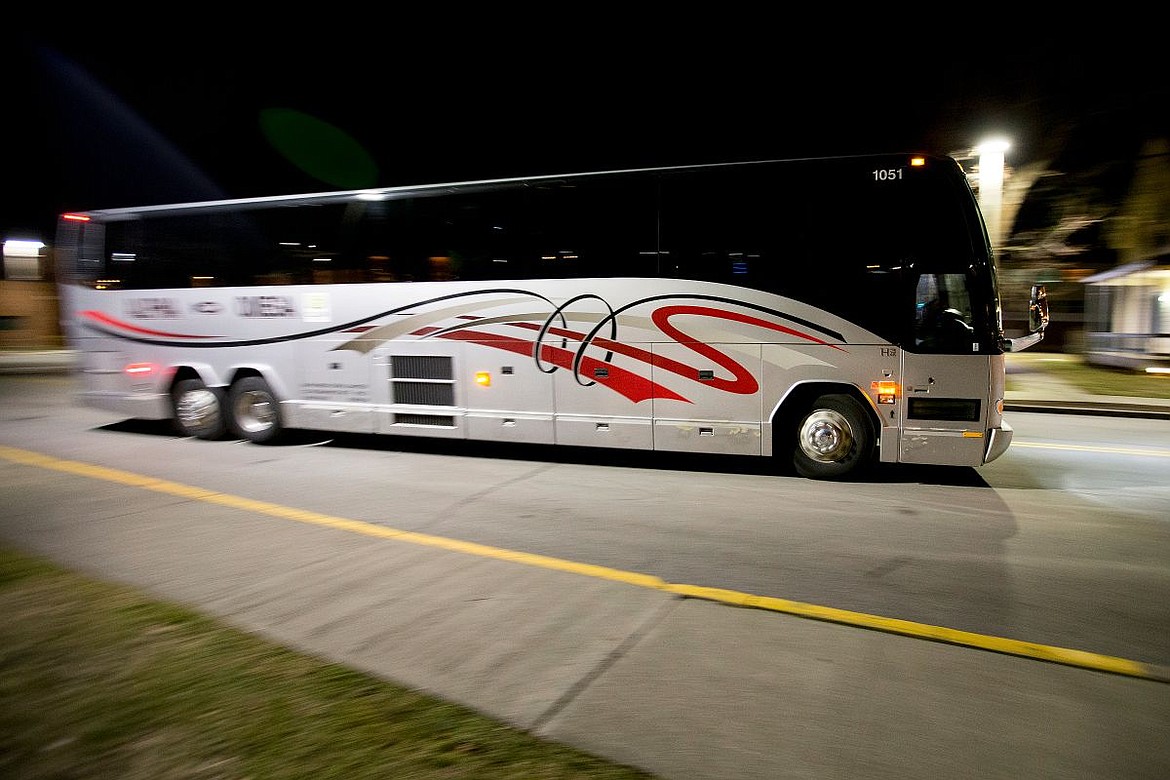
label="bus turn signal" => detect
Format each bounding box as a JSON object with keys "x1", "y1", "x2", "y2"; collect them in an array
[{"x1": 871, "y1": 380, "x2": 898, "y2": 404}]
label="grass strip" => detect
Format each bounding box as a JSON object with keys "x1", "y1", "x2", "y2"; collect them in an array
[
  {"x1": 0, "y1": 547, "x2": 656, "y2": 779},
  {"x1": 1007, "y1": 354, "x2": 1170, "y2": 399}
]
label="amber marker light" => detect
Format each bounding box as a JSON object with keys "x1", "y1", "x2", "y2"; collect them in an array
[
  {"x1": 62, "y1": 213, "x2": 91, "y2": 222},
  {"x1": 474, "y1": 371, "x2": 491, "y2": 387},
  {"x1": 871, "y1": 380, "x2": 898, "y2": 404},
  {"x1": 909, "y1": 156, "x2": 926, "y2": 167}
]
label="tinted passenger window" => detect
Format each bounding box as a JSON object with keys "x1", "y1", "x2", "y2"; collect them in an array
[
  {"x1": 519, "y1": 177, "x2": 659, "y2": 279},
  {"x1": 336, "y1": 177, "x2": 659, "y2": 282}
]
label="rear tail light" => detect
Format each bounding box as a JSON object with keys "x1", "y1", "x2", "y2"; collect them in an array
[{"x1": 124, "y1": 363, "x2": 157, "y2": 376}]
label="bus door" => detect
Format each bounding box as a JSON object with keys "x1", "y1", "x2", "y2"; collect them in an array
[{"x1": 898, "y1": 273, "x2": 994, "y2": 467}]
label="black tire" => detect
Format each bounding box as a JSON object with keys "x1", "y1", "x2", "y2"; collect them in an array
[
  {"x1": 227, "y1": 376, "x2": 283, "y2": 444},
  {"x1": 791, "y1": 394, "x2": 874, "y2": 480},
  {"x1": 171, "y1": 379, "x2": 227, "y2": 440}
]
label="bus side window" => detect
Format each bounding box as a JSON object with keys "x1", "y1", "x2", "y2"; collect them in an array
[
  {"x1": 526, "y1": 177, "x2": 658, "y2": 279},
  {"x1": 365, "y1": 189, "x2": 526, "y2": 282},
  {"x1": 915, "y1": 273, "x2": 974, "y2": 351},
  {"x1": 660, "y1": 169, "x2": 775, "y2": 286}
]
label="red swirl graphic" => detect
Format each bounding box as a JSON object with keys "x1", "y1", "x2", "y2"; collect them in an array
[
  {"x1": 81, "y1": 310, "x2": 220, "y2": 339},
  {"x1": 436, "y1": 328, "x2": 688, "y2": 403},
  {"x1": 650, "y1": 305, "x2": 846, "y2": 395}
]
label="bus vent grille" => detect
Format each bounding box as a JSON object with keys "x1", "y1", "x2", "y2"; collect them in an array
[
  {"x1": 390, "y1": 355, "x2": 455, "y2": 406},
  {"x1": 393, "y1": 414, "x2": 455, "y2": 427},
  {"x1": 392, "y1": 383, "x2": 455, "y2": 406},
  {"x1": 391, "y1": 355, "x2": 452, "y2": 380}
]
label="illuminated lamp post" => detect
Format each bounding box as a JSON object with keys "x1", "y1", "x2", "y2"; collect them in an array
[{"x1": 975, "y1": 138, "x2": 1010, "y2": 250}]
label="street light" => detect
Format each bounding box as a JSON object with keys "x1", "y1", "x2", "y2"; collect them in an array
[{"x1": 975, "y1": 138, "x2": 1010, "y2": 249}]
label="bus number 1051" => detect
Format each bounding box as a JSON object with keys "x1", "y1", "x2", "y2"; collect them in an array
[{"x1": 872, "y1": 168, "x2": 904, "y2": 181}]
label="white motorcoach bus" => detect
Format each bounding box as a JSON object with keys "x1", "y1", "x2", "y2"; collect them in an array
[{"x1": 55, "y1": 153, "x2": 1048, "y2": 479}]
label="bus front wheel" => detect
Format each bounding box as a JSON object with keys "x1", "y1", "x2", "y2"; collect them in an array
[
  {"x1": 228, "y1": 376, "x2": 283, "y2": 444},
  {"x1": 172, "y1": 379, "x2": 226, "y2": 440},
  {"x1": 792, "y1": 394, "x2": 873, "y2": 480}
]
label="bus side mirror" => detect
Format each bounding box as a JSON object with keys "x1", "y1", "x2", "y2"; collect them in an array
[
  {"x1": 1001, "y1": 284, "x2": 1050, "y2": 352},
  {"x1": 1028, "y1": 284, "x2": 1050, "y2": 334}
]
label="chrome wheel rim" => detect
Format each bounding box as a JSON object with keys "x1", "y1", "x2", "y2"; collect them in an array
[
  {"x1": 798, "y1": 409, "x2": 854, "y2": 463},
  {"x1": 176, "y1": 387, "x2": 220, "y2": 432},
  {"x1": 234, "y1": 391, "x2": 276, "y2": 434}
]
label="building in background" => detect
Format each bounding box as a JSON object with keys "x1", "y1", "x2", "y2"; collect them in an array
[
  {"x1": 1, "y1": 240, "x2": 63, "y2": 350},
  {"x1": 1082, "y1": 248, "x2": 1170, "y2": 371}
]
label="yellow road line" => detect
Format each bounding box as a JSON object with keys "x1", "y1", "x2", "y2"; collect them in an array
[{"x1": 1, "y1": 444, "x2": 1165, "y2": 683}]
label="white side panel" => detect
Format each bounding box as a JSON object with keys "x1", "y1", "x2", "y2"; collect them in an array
[
  {"x1": 651, "y1": 341, "x2": 763, "y2": 456},
  {"x1": 461, "y1": 337, "x2": 556, "y2": 445},
  {"x1": 292, "y1": 342, "x2": 379, "y2": 434},
  {"x1": 283, "y1": 402, "x2": 376, "y2": 434},
  {"x1": 652, "y1": 419, "x2": 762, "y2": 455},
  {"x1": 464, "y1": 412, "x2": 555, "y2": 445},
  {"x1": 556, "y1": 415, "x2": 654, "y2": 450},
  {"x1": 553, "y1": 334, "x2": 655, "y2": 449}
]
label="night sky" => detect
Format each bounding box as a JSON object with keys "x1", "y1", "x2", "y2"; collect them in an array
[{"x1": 4, "y1": 26, "x2": 1166, "y2": 244}]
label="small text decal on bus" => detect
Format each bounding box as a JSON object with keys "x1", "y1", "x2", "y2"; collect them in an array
[
  {"x1": 236, "y1": 295, "x2": 296, "y2": 318},
  {"x1": 125, "y1": 298, "x2": 179, "y2": 319}
]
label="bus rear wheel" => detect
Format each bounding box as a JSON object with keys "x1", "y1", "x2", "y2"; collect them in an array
[
  {"x1": 228, "y1": 376, "x2": 283, "y2": 444},
  {"x1": 792, "y1": 394, "x2": 873, "y2": 480},
  {"x1": 172, "y1": 379, "x2": 226, "y2": 440}
]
